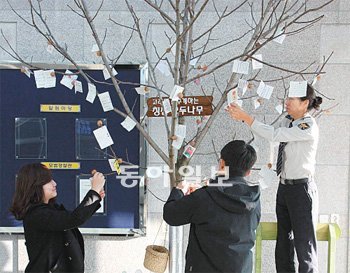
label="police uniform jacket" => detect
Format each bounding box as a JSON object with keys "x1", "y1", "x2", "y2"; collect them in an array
[
  {"x1": 23, "y1": 190, "x2": 102, "y2": 273},
  {"x1": 251, "y1": 113, "x2": 319, "y2": 180},
  {"x1": 163, "y1": 176, "x2": 261, "y2": 273}
]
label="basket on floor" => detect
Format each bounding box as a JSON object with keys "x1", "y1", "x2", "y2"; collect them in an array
[{"x1": 143, "y1": 245, "x2": 169, "y2": 273}]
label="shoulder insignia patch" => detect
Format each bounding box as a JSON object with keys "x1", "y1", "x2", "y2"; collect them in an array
[{"x1": 298, "y1": 123, "x2": 310, "y2": 130}]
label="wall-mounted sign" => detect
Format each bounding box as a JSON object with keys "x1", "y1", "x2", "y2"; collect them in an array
[
  {"x1": 41, "y1": 162, "x2": 81, "y2": 170},
  {"x1": 147, "y1": 96, "x2": 213, "y2": 117},
  {"x1": 40, "y1": 104, "x2": 81, "y2": 113}
]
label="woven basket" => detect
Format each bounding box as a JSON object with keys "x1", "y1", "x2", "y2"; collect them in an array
[{"x1": 143, "y1": 245, "x2": 169, "y2": 273}]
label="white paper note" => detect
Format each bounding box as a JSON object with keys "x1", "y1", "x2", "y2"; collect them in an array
[
  {"x1": 74, "y1": 80, "x2": 83, "y2": 94},
  {"x1": 238, "y1": 79, "x2": 248, "y2": 96},
  {"x1": 172, "y1": 136, "x2": 184, "y2": 150},
  {"x1": 47, "y1": 44, "x2": 54, "y2": 54},
  {"x1": 86, "y1": 83, "x2": 97, "y2": 103},
  {"x1": 175, "y1": 124, "x2": 186, "y2": 138},
  {"x1": 311, "y1": 76, "x2": 318, "y2": 86},
  {"x1": 102, "y1": 65, "x2": 118, "y2": 80},
  {"x1": 98, "y1": 92, "x2": 114, "y2": 112},
  {"x1": 135, "y1": 86, "x2": 149, "y2": 95},
  {"x1": 170, "y1": 85, "x2": 184, "y2": 102},
  {"x1": 289, "y1": 81, "x2": 307, "y2": 97},
  {"x1": 121, "y1": 116, "x2": 137, "y2": 132},
  {"x1": 21, "y1": 66, "x2": 31, "y2": 78},
  {"x1": 273, "y1": 28, "x2": 286, "y2": 44},
  {"x1": 275, "y1": 104, "x2": 283, "y2": 114},
  {"x1": 34, "y1": 70, "x2": 56, "y2": 89},
  {"x1": 156, "y1": 60, "x2": 172, "y2": 77},
  {"x1": 162, "y1": 99, "x2": 172, "y2": 115},
  {"x1": 257, "y1": 81, "x2": 273, "y2": 100},
  {"x1": 252, "y1": 54, "x2": 263, "y2": 70},
  {"x1": 254, "y1": 99, "x2": 261, "y2": 109},
  {"x1": 60, "y1": 70, "x2": 78, "y2": 90},
  {"x1": 232, "y1": 60, "x2": 250, "y2": 75},
  {"x1": 91, "y1": 44, "x2": 99, "y2": 52},
  {"x1": 227, "y1": 89, "x2": 238, "y2": 105},
  {"x1": 190, "y1": 58, "x2": 199, "y2": 66},
  {"x1": 93, "y1": 125, "x2": 114, "y2": 149},
  {"x1": 79, "y1": 178, "x2": 104, "y2": 213},
  {"x1": 258, "y1": 165, "x2": 278, "y2": 190}
]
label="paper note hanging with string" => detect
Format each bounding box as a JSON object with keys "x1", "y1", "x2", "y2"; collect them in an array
[
  {"x1": 254, "y1": 98, "x2": 261, "y2": 109},
  {"x1": 21, "y1": 66, "x2": 31, "y2": 78},
  {"x1": 183, "y1": 144, "x2": 196, "y2": 159},
  {"x1": 156, "y1": 60, "x2": 172, "y2": 77},
  {"x1": 232, "y1": 60, "x2": 250, "y2": 75},
  {"x1": 175, "y1": 124, "x2": 186, "y2": 138},
  {"x1": 289, "y1": 81, "x2": 307, "y2": 97},
  {"x1": 34, "y1": 70, "x2": 56, "y2": 88},
  {"x1": 91, "y1": 44, "x2": 99, "y2": 52},
  {"x1": 273, "y1": 28, "x2": 286, "y2": 44},
  {"x1": 252, "y1": 54, "x2": 263, "y2": 70},
  {"x1": 102, "y1": 65, "x2": 118, "y2": 80},
  {"x1": 98, "y1": 92, "x2": 114, "y2": 112},
  {"x1": 60, "y1": 70, "x2": 78, "y2": 90},
  {"x1": 162, "y1": 99, "x2": 172, "y2": 115},
  {"x1": 86, "y1": 83, "x2": 97, "y2": 103},
  {"x1": 190, "y1": 57, "x2": 199, "y2": 66},
  {"x1": 108, "y1": 159, "x2": 121, "y2": 175},
  {"x1": 238, "y1": 79, "x2": 248, "y2": 96},
  {"x1": 257, "y1": 81, "x2": 274, "y2": 99},
  {"x1": 121, "y1": 116, "x2": 136, "y2": 132},
  {"x1": 74, "y1": 80, "x2": 83, "y2": 94},
  {"x1": 258, "y1": 165, "x2": 278, "y2": 190},
  {"x1": 170, "y1": 85, "x2": 184, "y2": 102},
  {"x1": 172, "y1": 136, "x2": 184, "y2": 150},
  {"x1": 275, "y1": 104, "x2": 283, "y2": 114},
  {"x1": 93, "y1": 125, "x2": 114, "y2": 149},
  {"x1": 135, "y1": 86, "x2": 150, "y2": 95}
]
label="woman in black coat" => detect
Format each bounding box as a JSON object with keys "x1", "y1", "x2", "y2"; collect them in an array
[{"x1": 10, "y1": 163, "x2": 105, "y2": 273}]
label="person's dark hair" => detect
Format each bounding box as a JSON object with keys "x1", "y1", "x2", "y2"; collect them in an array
[
  {"x1": 220, "y1": 140, "x2": 257, "y2": 177},
  {"x1": 300, "y1": 84, "x2": 323, "y2": 111},
  {"x1": 10, "y1": 163, "x2": 53, "y2": 220}
]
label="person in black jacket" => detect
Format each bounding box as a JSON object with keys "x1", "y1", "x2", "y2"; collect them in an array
[
  {"x1": 10, "y1": 163, "x2": 105, "y2": 273},
  {"x1": 163, "y1": 140, "x2": 261, "y2": 273}
]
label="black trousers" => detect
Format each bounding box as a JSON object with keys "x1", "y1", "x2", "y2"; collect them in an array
[{"x1": 275, "y1": 181, "x2": 319, "y2": 273}]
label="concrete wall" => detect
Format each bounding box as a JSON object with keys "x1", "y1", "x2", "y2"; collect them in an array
[{"x1": 0, "y1": 1, "x2": 349, "y2": 272}]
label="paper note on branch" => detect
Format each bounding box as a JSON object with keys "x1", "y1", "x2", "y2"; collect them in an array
[
  {"x1": 232, "y1": 60, "x2": 250, "y2": 75},
  {"x1": 108, "y1": 159, "x2": 121, "y2": 175},
  {"x1": 86, "y1": 83, "x2": 97, "y2": 103},
  {"x1": 257, "y1": 81, "x2": 273, "y2": 100},
  {"x1": 238, "y1": 79, "x2": 248, "y2": 96},
  {"x1": 98, "y1": 92, "x2": 114, "y2": 112},
  {"x1": 273, "y1": 28, "x2": 286, "y2": 44},
  {"x1": 74, "y1": 81, "x2": 83, "y2": 94},
  {"x1": 102, "y1": 65, "x2": 118, "y2": 80},
  {"x1": 34, "y1": 70, "x2": 56, "y2": 89},
  {"x1": 156, "y1": 60, "x2": 172, "y2": 77},
  {"x1": 258, "y1": 165, "x2": 278, "y2": 189},
  {"x1": 21, "y1": 66, "x2": 31, "y2": 78},
  {"x1": 162, "y1": 99, "x2": 172, "y2": 115},
  {"x1": 289, "y1": 81, "x2": 307, "y2": 97},
  {"x1": 170, "y1": 85, "x2": 184, "y2": 102},
  {"x1": 252, "y1": 54, "x2": 263, "y2": 70},
  {"x1": 135, "y1": 86, "x2": 150, "y2": 95},
  {"x1": 121, "y1": 116, "x2": 136, "y2": 132},
  {"x1": 93, "y1": 125, "x2": 114, "y2": 149},
  {"x1": 60, "y1": 70, "x2": 78, "y2": 90}
]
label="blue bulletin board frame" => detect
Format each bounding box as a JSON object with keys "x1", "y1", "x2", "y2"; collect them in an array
[{"x1": 0, "y1": 63, "x2": 148, "y2": 235}]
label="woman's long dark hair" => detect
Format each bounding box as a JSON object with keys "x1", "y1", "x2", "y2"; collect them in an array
[{"x1": 10, "y1": 163, "x2": 53, "y2": 220}]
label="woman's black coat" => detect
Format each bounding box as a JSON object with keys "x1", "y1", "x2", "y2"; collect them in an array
[{"x1": 23, "y1": 190, "x2": 101, "y2": 273}]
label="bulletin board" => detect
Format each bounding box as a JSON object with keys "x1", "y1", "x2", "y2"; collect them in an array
[{"x1": 0, "y1": 64, "x2": 147, "y2": 235}]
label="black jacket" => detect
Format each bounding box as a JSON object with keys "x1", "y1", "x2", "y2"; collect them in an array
[
  {"x1": 23, "y1": 190, "x2": 102, "y2": 273},
  {"x1": 163, "y1": 176, "x2": 261, "y2": 273}
]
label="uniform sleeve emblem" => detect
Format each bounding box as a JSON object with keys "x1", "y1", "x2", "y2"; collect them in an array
[{"x1": 298, "y1": 123, "x2": 310, "y2": 130}]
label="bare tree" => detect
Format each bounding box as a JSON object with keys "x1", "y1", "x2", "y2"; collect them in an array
[{"x1": 1, "y1": 0, "x2": 337, "y2": 271}]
